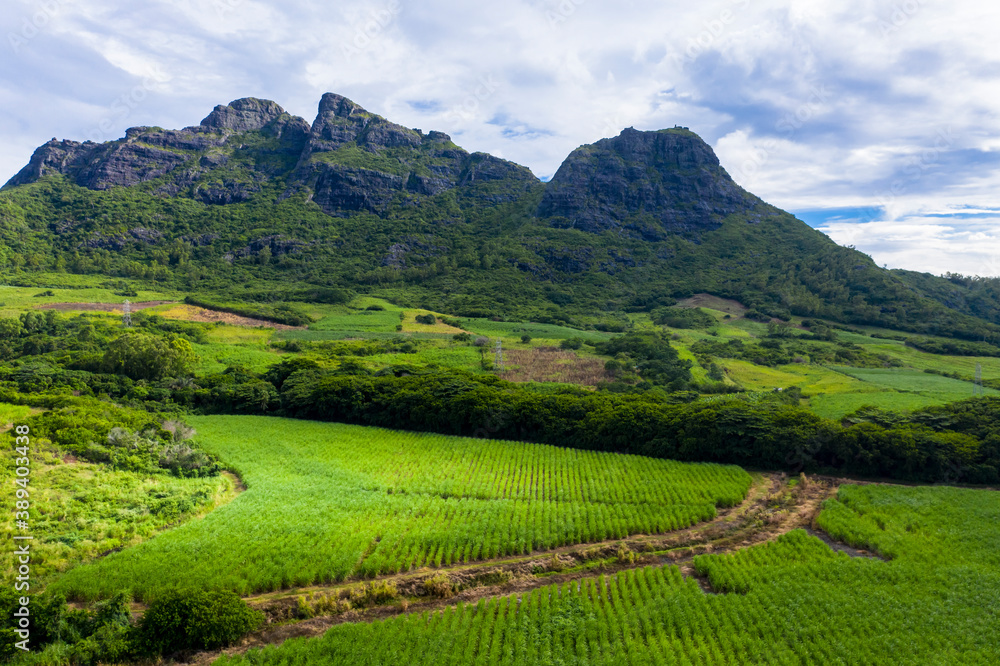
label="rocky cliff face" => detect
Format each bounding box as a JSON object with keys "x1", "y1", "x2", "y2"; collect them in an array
[
  {"x1": 537, "y1": 128, "x2": 759, "y2": 240},
  {"x1": 5, "y1": 97, "x2": 310, "y2": 192},
  {"x1": 5, "y1": 96, "x2": 758, "y2": 236},
  {"x1": 291, "y1": 93, "x2": 537, "y2": 216},
  {"x1": 5, "y1": 93, "x2": 538, "y2": 218}
]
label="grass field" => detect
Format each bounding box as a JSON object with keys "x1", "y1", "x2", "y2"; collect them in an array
[
  {"x1": 218, "y1": 484, "x2": 1000, "y2": 665},
  {"x1": 0, "y1": 283, "x2": 179, "y2": 317},
  {"x1": 0, "y1": 402, "x2": 33, "y2": 428},
  {"x1": 0, "y1": 437, "x2": 235, "y2": 585},
  {"x1": 189, "y1": 341, "x2": 284, "y2": 375},
  {"x1": 834, "y1": 367, "x2": 998, "y2": 400},
  {"x1": 50, "y1": 417, "x2": 751, "y2": 600},
  {"x1": 809, "y1": 392, "x2": 945, "y2": 420},
  {"x1": 459, "y1": 319, "x2": 616, "y2": 343}
]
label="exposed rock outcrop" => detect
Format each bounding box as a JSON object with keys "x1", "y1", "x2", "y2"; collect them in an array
[{"x1": 537, "y1": 127, "x2": 758, "y2": 240}]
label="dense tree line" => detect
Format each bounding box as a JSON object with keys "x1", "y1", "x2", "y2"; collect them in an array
[
  {"x1": 188, "y1": 364, "x2": 996, "y2": 485},
  {"x1": 3, "y1": 312, "x2": 998, "y2": 486}
]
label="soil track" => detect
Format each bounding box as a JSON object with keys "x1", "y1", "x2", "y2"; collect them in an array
[
  {"x1": 37, "y1": 301, "x2": 307, "y2": 330},
  {"x1": 154, "y1": 304, "x2": 307, "y2": 330},
  {"x1": 37, "y1": 300, "x2": 176, "y2": 312},
  {"x1": 183, "y1": 473, "x2": 865, "y2": 665}
]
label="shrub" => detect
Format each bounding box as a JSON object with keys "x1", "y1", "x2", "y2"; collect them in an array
[
  {"x1": 350, "y1": 581, "x2": 398, "y2": 606},
  {"x1": 453, "y1": 332, "x2": 472, "y2": 342},
  {"x1": 521, "y1": 334, "x2": 532, "y2": 343},
  {"x1": 135, "y1": 591, "x2": 263, "y2": 656},
  {"x1": 473, "y1": 336, "x2": 490, "y2": 347},
  {"x1": 423, "y1": 573, "x2": 455, "y2": 599},
  {"x1": 743, "y1": 309, "x2": 771, "y2": 322},
  {"x1": 415, "y1": 314, "x2": 437, "y2": 325},
  {"x1": 560, "y1": 337, "x2": 584, "y2": 350}
]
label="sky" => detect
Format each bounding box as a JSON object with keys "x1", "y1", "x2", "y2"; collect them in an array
[{"x1": 2, "y1": 0, "x2": 999, "y2": 277}]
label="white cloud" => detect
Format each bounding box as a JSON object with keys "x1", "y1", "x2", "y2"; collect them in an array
[
  {"x1": 1, "y1": 0, "x2": 999, "y2": 275},
  {"x1": 819, "y1": 214, "x2": 1000, "y2": 277}
]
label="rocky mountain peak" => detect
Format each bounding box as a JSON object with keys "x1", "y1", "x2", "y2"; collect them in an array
[
  {"x1": 200, "y1": 97, "x2": 288, "y2": 132},
  {"x1": 537, "y1": 127, "x2": 757, "y2": 240},
  {"x1": 317, "y1": 93, "x2": 365, "y2": 119}
]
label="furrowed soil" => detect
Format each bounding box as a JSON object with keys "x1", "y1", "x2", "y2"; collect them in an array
[{"x1": 181, "y1": 472, "x2": 864, "y2": 665}]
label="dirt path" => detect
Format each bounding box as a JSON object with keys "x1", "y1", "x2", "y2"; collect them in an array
[
  {"x1": 36, "y1": 301, "x2": 307, "y2": 331},
  {"x1": 154, "y1": 304, "x2": 308, "y2": 330},
  {"x1": 183, "y1": 473, "x2": 857, "y2": 665},
  {"x1": 37, "y1": 300, "x2": 176, "y2": 312}
]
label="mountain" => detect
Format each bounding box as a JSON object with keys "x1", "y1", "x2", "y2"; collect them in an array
[{"x1": 2, "y1": 93, "x2": 1000, "y2": 341}]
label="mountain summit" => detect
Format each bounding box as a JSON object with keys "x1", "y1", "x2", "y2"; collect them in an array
[
  {"x1": 539, "y1": 127, "x2": 760, "y2": 240},
  {"x1": 5, "y1": 94, "x2": 536, "y2": 213},
  {"x1": 3, "y1": 93, "x2": 999, "y2": 339}
]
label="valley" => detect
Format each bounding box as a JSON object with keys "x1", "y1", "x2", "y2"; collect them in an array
[{"x1": 1, "y1": 94, "x2": 999, "y2": 664}]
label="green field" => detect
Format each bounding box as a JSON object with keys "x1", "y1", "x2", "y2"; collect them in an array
[
  {"x1": 50, "y1": 417, "x2": 750, "y2": 600},
  {"x1": 217, "y1": 484, "x2": 1000, "y2": 665},
  {"x1": 0, "y1": 402, "x2": 32, "y2": 427},
  {"x1": 809, "y1": 392, "x2": 945, "y2": 420},
  {"x1": 0, "y1": 434, "x2": 235, "y2": 585},
  {"x1": 834, "y1": 367, "x2": 998, "y2": 400},
  {"x1": 0, "y1": 282, "x2": 179, "y2": 318}
]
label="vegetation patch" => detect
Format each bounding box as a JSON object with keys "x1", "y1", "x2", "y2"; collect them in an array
[{"x1": 48, "y1": 416, "x2": 750, "y2": 600}]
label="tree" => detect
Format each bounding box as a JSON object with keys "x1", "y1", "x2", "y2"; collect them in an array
[
  {"x1": 135, "y1": 591, "x2": 263, "y2": 655},
  {"x1": 101, "y1": 332, "x2": 194, "y2": 381}
]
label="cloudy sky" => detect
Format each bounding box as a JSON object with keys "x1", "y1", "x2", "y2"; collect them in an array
[{"x1": 3, "y1": 0, "x2": 999, "y2": 276}]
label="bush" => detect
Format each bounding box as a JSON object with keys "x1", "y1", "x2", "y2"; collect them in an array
[
  {"x1": 560, "y1": 337, "x2": 584, "y2": 350},
  {"x1": 521, "y1": 334, "x2": 532, "y2": 343},
  {"x1": 453, "y1": 332, "x2": 472, "y2": 342},
  {"x1": 415, "y1": 313, "x2": 437, "y2": 325},
  {"x1": 651, "y1": 307, "x2": 715, "y2": 329},
  {"x1": 744, "y1": 309, "x2": 772, "y2": 322},
  {"x1": 135, "y1": 591, "x2": 263, "y2": 656},
  {"x1": 423, "y1": 573, "x2": 455, "y2": 599}
]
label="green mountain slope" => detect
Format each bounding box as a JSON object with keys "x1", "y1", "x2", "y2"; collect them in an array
[{"x1": 2, "y1": 94, "x2": 999, "y2": 343}]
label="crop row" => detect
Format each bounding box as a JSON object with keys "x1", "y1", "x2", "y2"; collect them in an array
[
  {"x1": 49, "y1": 416, "x2": 750, "y2": 600},
  {"x1": 217, "y1": 495, "x2": 1000, "y2": 666}
]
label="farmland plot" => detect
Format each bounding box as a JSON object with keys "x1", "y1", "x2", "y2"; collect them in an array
[
  {"x1": 51, "y1": 416, "x2": 750, "y2": 600},
  {"x1": 218, "y1": 484, "x2": 1000, "y2": 665}
]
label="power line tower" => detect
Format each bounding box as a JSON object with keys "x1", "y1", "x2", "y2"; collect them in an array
[
  {"x1": 974, "y1": 363, "x2": 983, "y2": 397},
  {"x1": 493, "y1": 338, "x2": 504, "y2": 372},
  {"x1": 122, "y1": 300, "x2": 132, "y2": 328}
]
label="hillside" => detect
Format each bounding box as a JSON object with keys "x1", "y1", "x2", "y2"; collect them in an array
[{"x1": 3, "y1": 93, "x2": 1000, "y2": 343}]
